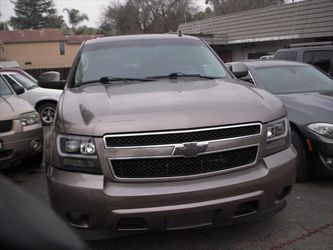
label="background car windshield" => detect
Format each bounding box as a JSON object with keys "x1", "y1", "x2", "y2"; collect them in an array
[
  {"x1": 0, "y1": 77, "x2": 13, "y2": 95},
  {"x1": 256, "y1": 66, "x2": 333, "y2": 94},
  {"x1": 10, "y1": 73, "x2": 38, "y2": 89},
  {"x1": 74, "y1": 39, "x2": 227, "y2": 85}
]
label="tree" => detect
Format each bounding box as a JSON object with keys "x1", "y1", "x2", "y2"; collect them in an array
[
  {"x1": 10, "y1": 0, "x2": 63, "y2": 29},
  {"x1": 63, "y1": 8, "x2": 89, "y2": 30},
  {"x1": 100, "y1": 1, "x2": 142, "y2": 35},
  {"x1": 191, "y1": 7, "x2": 214, "y2": 21},
  {"x1": 73, "y1": 25, "x2": 103, "y2": 35},
  {"x1": 205, "y1": 0, "x2": 286, "y2": 15},
  {"x1": 100, "y1": 0, "x2": 195, "y2": 35},
  {"x1": 0, "y1": 12, "x2": 9, "y2": 30},
  {"x1": 0, "y1": 22, "x2": 9, "y2": 30}
]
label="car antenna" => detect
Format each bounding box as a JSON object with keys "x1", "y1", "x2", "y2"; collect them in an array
[{"x1": 178, "y1": 30, "x2": 183, "y2": 37}]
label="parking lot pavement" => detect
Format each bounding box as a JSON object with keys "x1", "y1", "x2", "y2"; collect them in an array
[{"x1": 3, "y1": 162, "x2": 333, "y2": 250}]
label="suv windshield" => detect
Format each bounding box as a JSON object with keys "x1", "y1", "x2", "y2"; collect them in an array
[
  {"x1": 73, "y1": 38, "x2": 228, "y2": 86},
  {"x1": 0, "y1": 76, "x2": 13, "y2": 96},
  {"x1": 256, "y1": 65, "x2": 333, "y2": 94}
]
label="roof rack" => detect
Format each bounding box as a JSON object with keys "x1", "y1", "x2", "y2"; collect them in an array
[{"x1": 289, "y1": 41, "x2": 333, "y2": 48}]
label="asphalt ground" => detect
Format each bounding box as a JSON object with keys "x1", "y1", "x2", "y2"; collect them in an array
[{"x1": 3, "y1": 158, "x2": 333, "y2": 250}]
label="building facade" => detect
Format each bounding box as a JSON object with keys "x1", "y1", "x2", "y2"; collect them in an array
[
  {"x1": 179, "y1": 0, "x2": 333, "y2": 62},
  {"x1": 0, "y1": 29, "x2": 101, "y2": 78}
]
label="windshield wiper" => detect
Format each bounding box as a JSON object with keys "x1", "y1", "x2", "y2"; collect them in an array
[
  {"x1": 147, "y1": 72, "x2": 222, "y2": 80},
  {"x1": 77, "y1": 76, "x2": 154, "y2": 87}
]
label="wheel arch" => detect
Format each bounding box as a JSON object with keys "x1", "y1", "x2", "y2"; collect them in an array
[
  {"x1": 289, "y1": 121, "x2": 306, "y2": 145},
  {"x1": 35, "y1": 99, "x2": 58, "y2": 110}
]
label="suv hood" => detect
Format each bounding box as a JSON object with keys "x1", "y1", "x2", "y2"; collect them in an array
[
  {"x1": 0, "y1": 95, "x2": 35, "y2": 120},
  {"x1": 277, "y1": 91, "x2": 333, "y2": 124},
  {"x1": 59, "y1": 79, "x2": 285, "y2": 136}
]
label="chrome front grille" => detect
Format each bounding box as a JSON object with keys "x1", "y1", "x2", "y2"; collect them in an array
[
  {"x1": 103, "y1": 123, "x2": 262, "y2": 180},
  {"x1": 104, "y1": 124, "x2": 261, "y2": 148},
  {"x1": 111, "y1": 146, "x2": 258, "y2": 179}
]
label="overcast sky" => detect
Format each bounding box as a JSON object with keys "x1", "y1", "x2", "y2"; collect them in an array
[{"x1": 0, "y1": 0, "x2": 301, "y2": 28}]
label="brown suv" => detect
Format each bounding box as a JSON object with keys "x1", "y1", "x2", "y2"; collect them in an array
[
  {"x1": 0, "y1": 76, "x2": 43, "y2": 169},
  {"x1": 44, "y1": 34, "x2": 297, "y2": 238}
]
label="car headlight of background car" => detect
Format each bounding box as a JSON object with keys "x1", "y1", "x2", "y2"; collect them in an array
[
  {"x1": 265, "y1": 117, "x2": 290, "y2": 156},
  {"x1": 51, "y1": 134, "x2": 102, "y2": 174},
  {"x1": 20, "y1": 112, "x2": 40, "y2": 126},
  {"x1": 308, "y1": 123, "x2": 333, "y2": 139}
]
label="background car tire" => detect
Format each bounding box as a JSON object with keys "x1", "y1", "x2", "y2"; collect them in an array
[
  {"x1": 37, "y1": 102, "x2": 57, "y2": 126},
  {"x1": 291, "y1": 128, "x2": 309, "y2": 182}
]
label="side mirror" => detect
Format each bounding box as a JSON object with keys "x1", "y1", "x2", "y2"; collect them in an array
[
  {"x1": 39, "y1": 71, "x2": 61, "y2": 82},
  {"x1": 229, "y1": 63, "x2": 249, "y2": 79},
  {"x1": 12, "y1": 85, "x2": 25, "y2": 95},
  {"x1": 38, "y1": 80, "x2": 66, "y2": 90}
]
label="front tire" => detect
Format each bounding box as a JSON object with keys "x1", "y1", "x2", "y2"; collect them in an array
[
  {"x1": 291, "y1": 128, "x2": 309, "y2": 182},
  {"x1": 37, "y1": 102, "x2": 57, "y2": 126}
]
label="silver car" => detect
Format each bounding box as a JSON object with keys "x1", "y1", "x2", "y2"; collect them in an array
[{"x1": 1, "y1": 70, "x2": 62, "y2": 125}]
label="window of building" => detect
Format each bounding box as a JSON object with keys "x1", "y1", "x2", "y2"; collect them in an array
[{"x1": 59, "y1": 41, "x2": 65, "y2": 55}]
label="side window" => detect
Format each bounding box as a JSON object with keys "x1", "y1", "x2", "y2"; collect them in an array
[
  {"x1": 3, "y1": 75, "x2": 22, "y2": 89},
  {"x1": 0, "y1": 76, "x2": 13, "y2": 95},
  {"x1": 274, "y1": 51, "x2": 297, "y2": 61},
  {"x1": 303, "y1": 51, "x2": 313, "y2": 64},
  {"x1": 311, "y1": 50, "x2": 333, "y2": 73}
]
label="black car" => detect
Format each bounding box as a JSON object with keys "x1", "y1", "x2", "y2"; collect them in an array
[
  {"x1": 274, "y1": 42, "x2": 333, "y2": 77},
  {"x1": 227, "y1": 60, "x2": 333, "y2": 181}
]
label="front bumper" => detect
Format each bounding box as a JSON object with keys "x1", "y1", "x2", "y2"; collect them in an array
[
  {"x1": 0, "y1": 120, "x2": 43, "y2": 169},
  {"x1": 47, "y1": 146, "x2": 296, "y2": 238}
]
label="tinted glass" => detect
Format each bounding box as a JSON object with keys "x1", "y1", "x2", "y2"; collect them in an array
[
  {"x1": 3, "y1": 75, "x2": 19, "y2": 88},
  {"x1": 274, "y1": 51, "x2": 297, "y2": 61},
  {"x1": 312, "y1": 50, "x2": 333, "y2": 73},
  {"x1": 73, "y1": 38, "x2": 228, "y2": 85},
  {"x1": 255, "y1": 65, "x2": 333, "y2": 94},
  {"x1": 0, "y1": 76, "x2": 12, "y2": 95},
  {"x1": 303, "y1": 51, "x2": 313, "y2": 64},
  {"x1": 9, "y1": 73, "x2": 37, "y2": 89}
]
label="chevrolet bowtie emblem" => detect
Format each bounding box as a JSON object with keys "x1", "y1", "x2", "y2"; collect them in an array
[{"x1": 173, "y1": 142, "x2": 208, "y2": 157}]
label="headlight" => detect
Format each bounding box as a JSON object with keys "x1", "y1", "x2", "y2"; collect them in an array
[
  {"x1": 53, "y1": 134, "x2": 102, "y2": 174},
  {"x1": 264, "y1": 117, "x2": 290, "y2": 156},
  {"x1": 20, "y1": 112, "x2": 40, "y2": 126},
  {"x1": 58, "y1": 135, "x2": 96, "y2": 155},
  {"x1": 308, "y1": 123, "x2": 333, "y2": 138}
]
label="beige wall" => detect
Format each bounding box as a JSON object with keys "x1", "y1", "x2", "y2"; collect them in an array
[{"x1": 3, "y1": 41, "x2": 81, "y2": 69}]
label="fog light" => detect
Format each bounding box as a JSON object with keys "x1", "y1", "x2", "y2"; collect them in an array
[
  {"x1": 66, "y1": 212, "x2": 90, "y2": 228},
  {"x1": 31, "y1": 139, "x2": 41, "y2": 151}
]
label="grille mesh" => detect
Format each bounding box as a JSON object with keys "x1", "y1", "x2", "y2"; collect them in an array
[
  {"x1": 105, "y1": 124, "x2": 260, "y2": 147},
  {"x1": 0, "y1": 120, "x2": 13, "y2": 133},
  {"x1": 111, "y1": 146, "x2": 258, "y2": 179}
]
